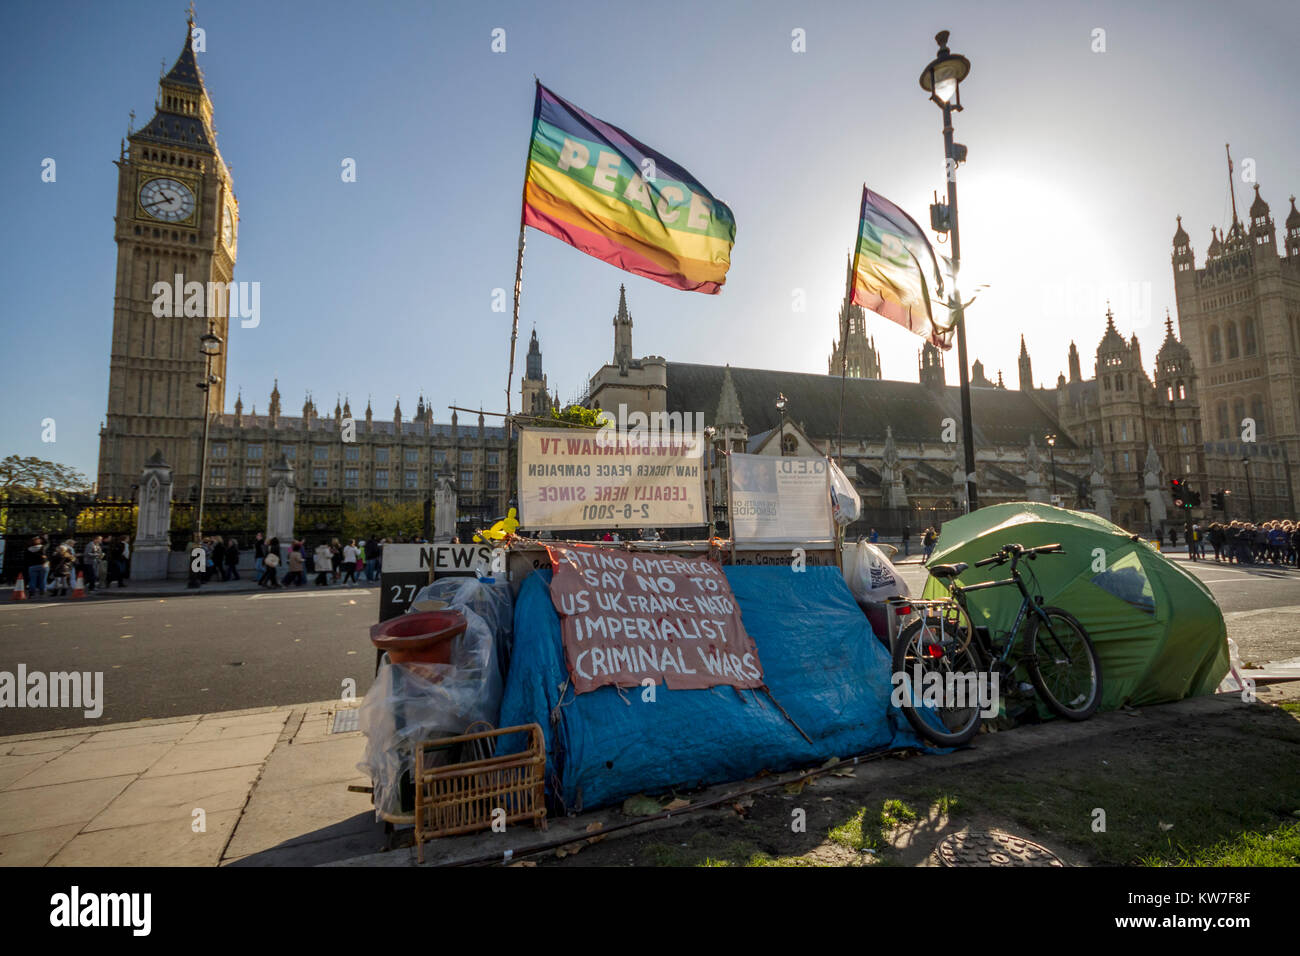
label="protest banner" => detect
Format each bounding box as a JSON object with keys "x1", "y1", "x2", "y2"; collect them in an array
[
  {"x1": 728, "y1": 454, "x2": 835, "y2": 546},
  {"x1": 517, "y1": 427, "x2": 706, "y2": 530},
  {"x1": 546, "y1": 543, "x2": 763, "y2": 694}
]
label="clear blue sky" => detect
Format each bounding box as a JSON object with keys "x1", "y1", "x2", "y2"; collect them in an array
[{"x1": 2, "y1": 0, "x2": 1297, "y2": 483}]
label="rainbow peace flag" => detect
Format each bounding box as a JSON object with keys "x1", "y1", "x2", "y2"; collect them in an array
[
  {"x1": 851, "y1": 187, "x2": 949, "y2": 348},
  {"x1": 524, "y1": 82, "x2": 736, "y2": 294}
]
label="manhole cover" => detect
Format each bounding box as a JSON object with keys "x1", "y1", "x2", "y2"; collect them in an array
[
  {"x1": 330, "y1": 709, "x2": 360, "y2": 734},
  {"x1": 934, "y1": 829, "x2": 1064, "y2": 867}
]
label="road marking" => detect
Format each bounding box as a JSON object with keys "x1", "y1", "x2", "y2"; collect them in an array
[
  {"x1": 248, "y1": 589, "x2": 375, "y2": 601},
  {"x1": 1225, "y1": 605, "x2": 1300, "y2": 619}
]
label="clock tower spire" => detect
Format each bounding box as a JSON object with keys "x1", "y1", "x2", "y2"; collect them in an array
[{"x1": 97, "y1": 14, "x2": 239, "y2": 498}]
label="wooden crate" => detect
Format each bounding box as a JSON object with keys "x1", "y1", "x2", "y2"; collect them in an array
[{"x1": 414, "y1": 723, "x2": 547, "y2": 862}]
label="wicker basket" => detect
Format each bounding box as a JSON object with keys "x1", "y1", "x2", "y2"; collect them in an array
[{"x1": 414, "y1": 723, "x2": 547, "y2": 862}]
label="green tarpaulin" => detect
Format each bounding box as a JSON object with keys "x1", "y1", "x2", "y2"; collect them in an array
[{"x1": 923, "y1": 503, "x2": 1229, "y2": 710}]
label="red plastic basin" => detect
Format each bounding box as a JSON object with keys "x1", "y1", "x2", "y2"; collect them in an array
[{"x1": 369, "y1": 609, "x2": 467, "y2": 664}]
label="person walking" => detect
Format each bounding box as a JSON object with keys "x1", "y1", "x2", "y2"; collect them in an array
[
  {"x1": 330, "y1": 538, "x2": 342, "y2": 584},
  {"x1": 314, "y1": 541, "x2": 333, "y2": 586},
  {"x1": 213, "y1": 537, "x2": 228, "y2": 581},
  {"x1": 258, "y1": 537, "x2": 281, "y2": 588},
  {"x1": 47, "y1": 544, "x2": 73, "y2": 597},
  {"x1": 901, "y1": 526, "x2": 911, "y2": 558},
  {"x1": 24, "y1": 537, "x2": 49, "y2": 596},
  {"x1": 341, "y1": 539, "x2": 359, "y2": 585},
  {"x1": 285, "y1": 543, "x2": 305, "y2": 587},
  {"x1": 254, "y1": 532, "x2": 267, "y2": 579},
  {"x1": 868, "y1": 527, "x2": 879, "y2": 544},
  {"x1": 225, "y1": 538, "x2": 241, "y2": 580},
  {"x1": 82, "y1": 535, "x2": 102, "y2": 592}
]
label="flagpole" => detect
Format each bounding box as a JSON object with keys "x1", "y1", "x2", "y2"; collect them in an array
[{"x1": 505, "y1": 80, "x2": 541, "y2": 516}]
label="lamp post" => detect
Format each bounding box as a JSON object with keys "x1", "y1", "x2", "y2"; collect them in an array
[
  {"x1": 1045, "y1": 434, "x2": 1058, "y2": 500},
  {"x1": 775, "y1": 393, "x2": 789, "y2": 456},
  {"x1": 1242, "y1": 457, "x2": 1255, "y2": 522},
  {"x1": 189, "y1": 321, "x2": 223, "y2": 588},
  {"x1": 920, "y1": 30, "x2": 978, "y2": 512}
]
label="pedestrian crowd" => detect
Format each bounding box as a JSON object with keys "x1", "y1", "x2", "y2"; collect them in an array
[
  {"x1": 18, "y1": 534, "x2": 131, "y2": 597},
  {"x1": 247, "y1": 534, "x2": 387, "y2": 589},
  {"x1": 1202, "y1": 519, "x2": 1300, "y2": 566}
]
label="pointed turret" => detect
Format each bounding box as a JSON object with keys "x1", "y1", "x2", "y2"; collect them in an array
[
  {"x1": 365, "y1": 396, "x2": 373, "y2": 425},
  {"x1": 613, "y1": 285, "x2": 633, "y2": 372},
  {"x1": 234, "y1": 390, "x2": 243, "y2": 425},
  {"x1": 1068, "y1": 341, "x2": 1081, "y2": 383},
  {"x1": 1286, "y1": 196, "x2": 1300, "y2": 258},
  {"x1": 268, "y1": 379, "x2": 280, "y2": 428},
  {"x1": 714, "y1": 365, "x2": 745, "y2": 428},
  {"x1": 1207, "y1": 226, "x2": 1223, "y2": 258},
  {"x1": 342, "y1": 396, "x2": 351, "y2": 419},
  {"x1": 131, "y1": 14, "x2": 217, "y2": 154},
  {"x1": 1248, "y1": 184, "x2": 1275, "y2": 247},
  {"x1": 1018, "y1": 335, "x2": 1033, "y2": 391}
]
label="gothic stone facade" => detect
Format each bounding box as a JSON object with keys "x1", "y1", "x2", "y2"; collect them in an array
[
  {"x1": 1171, "y1": 186, "x2": 1300, "y2": 516},
  {"x1": 96, "y1": 23, "x2": 513, "y2": 516}
]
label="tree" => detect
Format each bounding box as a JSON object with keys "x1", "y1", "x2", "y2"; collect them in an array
[
  {"x1": 341, "y1": 500, "x2": 426, "y2": 543},
  {"x1": 536, "y1": 405, "x2": 612, "y2": 429},
  {"x1": 0, "y1": 456, "x2": 93, "y2": 497}
]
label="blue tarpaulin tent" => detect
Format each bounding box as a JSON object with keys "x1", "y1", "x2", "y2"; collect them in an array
[{"x1": 498, "y1": 565, "x2": 922, "y2": 811}]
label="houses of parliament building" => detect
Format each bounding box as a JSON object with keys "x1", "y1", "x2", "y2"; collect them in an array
[{"x1": 97, "y1": 21, "x2": 1300, "y2": 529}]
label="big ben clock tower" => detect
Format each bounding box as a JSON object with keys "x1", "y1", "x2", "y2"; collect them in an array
[{"x1": 97, "y1": 14, "x2": 238, "y2": 498}]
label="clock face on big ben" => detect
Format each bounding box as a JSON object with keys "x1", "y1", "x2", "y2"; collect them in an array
[
  {"x1": 139, "y1": 177, "x2": 196, "y2": 223},
  {"x1": 223, "y1": 205, "x2": 236, "y2": 248}
]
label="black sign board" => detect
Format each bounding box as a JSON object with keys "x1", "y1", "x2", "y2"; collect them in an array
[{"x1": 377, "y1": 543, "x2": 493, "y2": 623}]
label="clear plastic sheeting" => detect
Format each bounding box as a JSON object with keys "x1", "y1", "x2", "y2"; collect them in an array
[
  {"x1": 357, "y1": 601, "x2": 504, "y2": 819},
  {"x1": 412, "y1": 576, "x2": 514, "y2": 681}
]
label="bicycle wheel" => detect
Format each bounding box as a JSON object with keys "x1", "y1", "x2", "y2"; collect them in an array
[
  {"x1": 1025, "y1": 607, "x2": 1101, "y2": 720},
  {"x1": 891, "y1": 604, "x2": 986, "y2": 747}
]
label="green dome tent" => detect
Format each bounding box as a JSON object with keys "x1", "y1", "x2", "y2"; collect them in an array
[{"x1": 922, "y1": 503, "x2": 1229, "y2": 711}]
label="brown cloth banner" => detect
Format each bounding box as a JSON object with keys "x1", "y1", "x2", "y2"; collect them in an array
[{"x1": 545, "y1": 544, "x2": 764, "y2": 694}]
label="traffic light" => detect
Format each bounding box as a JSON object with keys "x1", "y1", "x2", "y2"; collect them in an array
[
  {"x1": 1187, "y1": 487, "x2": 1201, "y2": 509},
  {"x1": 1169, "y1": 478, "x2": 1185, "y2": 507},
  {"x1": 1210, "y1": 491, "x2": 1225, "y2": 510}
]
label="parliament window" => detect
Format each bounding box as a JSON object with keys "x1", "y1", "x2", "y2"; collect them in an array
[
  {"x1": 245, "y1": 466, "x2": 262, "y2": 486},
  {"x1": 212, "y1": 443, "x2": 227, "y2": 458},
  {"x1": 487, "y1": 452, "x2": 499, "y2": 465},
  {"x1": 345, "y1": 446, "x2": 359, "y2": 461},
  {"x1": 375, "y1": 469, "x2": 388, "y2": 489},
  {"x1": 461, "y1": 451, "x2": 474, "y2": 464},
  {"x1": 313, "y1": 445, "x2": 328, "y2": 460},
  {"x1": 374, "y1": 447, "x2": 389, "y2": 463},
  {"x1": 344, "y1": 468, "x2": 359, "y2": 489},
  {"x1": 460, "y1": 470, "x2": 473, "y2": 487},
  {"x1": 405, "y1": 448, "x2": 419, "y2": 463},
  {"x1": 433, "y1": 451, "x2": 447, "y2": 465},
  {"x1": 280, "y1": 446, "x2": 296, "y2": 459},
  {"x1": 312, "y1": 468, "x2": 328, "y2": 488},
  {"x1": 405, "y1": 470, "x2": 418, "y2": 489},
  {"x1": 210, "y1": 466, "x2": 226, "y2": 487},
  {"x1": 1209, "y1": 327, "x2": 1222, "y2": 363},
  {"x1": 246, "y1": 444, "x2": 263, "y2": 459},
  {"x1": 487, "y1": 471, "x2": 499, "y2": 490}
]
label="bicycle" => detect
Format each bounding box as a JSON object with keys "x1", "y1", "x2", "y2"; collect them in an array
[{"x1": 890, "y1": 542, "x2": 1102, "y2": 747}]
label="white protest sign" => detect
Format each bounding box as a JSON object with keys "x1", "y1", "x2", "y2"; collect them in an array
[
  {"x1": 516, "y1": 427, "x2": 705, "y2": 529},
  {"x1": 729, "y1": 453, "x2": 834, "y2": 546}
]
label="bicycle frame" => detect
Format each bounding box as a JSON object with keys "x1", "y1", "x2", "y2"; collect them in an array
[{"x1": 945, "y1": 556, "x2": 1055, "y2": 668}]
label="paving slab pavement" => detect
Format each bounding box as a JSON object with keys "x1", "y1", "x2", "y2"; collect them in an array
[{"x1": 0, "y1": 699, "x2": 378, "y2": 867}]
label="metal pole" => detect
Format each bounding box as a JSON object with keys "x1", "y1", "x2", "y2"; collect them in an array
[
  {"x1": 1048, "y1": 441, "x2": 1057, "y2": 498},
  {"x1": 1243, "y1": 458, "x2": 1255, "y2": 522},
  {"x1": 190, "y1": 349, "x2": 213, "y2": 588},
  {"x1": 942, "y1": 102, "x2": 978, "y2": 512}
]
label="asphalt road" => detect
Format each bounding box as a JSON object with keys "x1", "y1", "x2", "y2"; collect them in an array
[
  {"x1": 0, "y1": 585, "x2": 380, "y2": 734},
  {"x1": 3, "y1": 556, "x2": 1299, "y2": 735}
]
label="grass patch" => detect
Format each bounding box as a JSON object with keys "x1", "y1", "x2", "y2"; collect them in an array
[
  {"x1": 1279, "y1": 700, "x2": 1300, "y2": 717},
  {"x1": 829, "y1": 799, "x2": 920, "y2": 854},
  {"x1": 1141, "y1": 821, "x2": 1300, "y2": 867}
]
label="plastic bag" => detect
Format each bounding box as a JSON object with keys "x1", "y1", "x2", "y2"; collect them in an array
[
  {"x1": 845, "y1": 540, "x2": 909, "y2": 604},
  {"x1": 356, "y1": 602, "x2": 503, "y2": 819},
  {"x1": 828, "y1": 459, "x2": 861, "y2": 527}
]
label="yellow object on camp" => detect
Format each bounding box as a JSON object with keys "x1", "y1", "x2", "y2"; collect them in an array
[{"x1": 475, "y1": 507, "x2": 519, "y2": 543}]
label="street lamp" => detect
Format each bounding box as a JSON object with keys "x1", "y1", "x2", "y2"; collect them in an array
[
  {"x1": 775, "y1": 393, "x2": 789, "y2": 456},
  {"x1": 920, "y1": 30, "x2": 978, "y2": 512},
  {"x1": 189, "y1": 321, "x2": 223, "y2": 588},
  {"x1": 1045, "y1": 434, "x2": 1058, "y2": 500}
]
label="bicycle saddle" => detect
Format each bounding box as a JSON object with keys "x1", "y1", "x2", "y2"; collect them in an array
[{"x1": 928, "y1": 562, "x2": 968, "y2": 579}]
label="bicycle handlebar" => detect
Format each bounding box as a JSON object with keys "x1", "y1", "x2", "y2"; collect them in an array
[{"x1": 975, "y1": 542, "x2": 1064, "y2": 568}]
